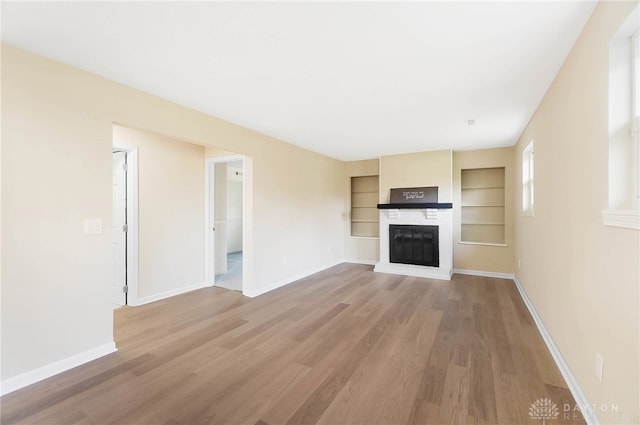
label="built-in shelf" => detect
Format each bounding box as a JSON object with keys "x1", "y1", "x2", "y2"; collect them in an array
[
  {"x1": 461, "y1": 167, "x2": 505, "y2": 244},
  {"x1": 351, "y1": 175, "x2": 379, "y2": 237}
]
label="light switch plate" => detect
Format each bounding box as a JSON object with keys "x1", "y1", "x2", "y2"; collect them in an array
[{"x1": 83, "y1": 219, "x2": 102, "y2": 235}]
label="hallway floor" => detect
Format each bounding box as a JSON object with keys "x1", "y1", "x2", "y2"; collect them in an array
[{"x1": 215, "y1": 251, "x2": 242, "y2": 291}]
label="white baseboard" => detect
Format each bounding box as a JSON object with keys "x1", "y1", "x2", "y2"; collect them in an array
[
  {"x1": 243, "y1": 259, "x2": 343, "y2": 298},
  {"x1": 513, "y1": 275, "x2": 599, "y2": 425},
  {"x1": 0, "y1": 342, "x2": 117, "y2": 396},
  {"x1": 342, "y1": 258, "x2": 377, "y2": 266},
  {"x1": 134, "y1": 281, "x2": 207, "y2": 306},
  {"x1": 453, "y1": 268, "x2": 515, "y2": 280}
]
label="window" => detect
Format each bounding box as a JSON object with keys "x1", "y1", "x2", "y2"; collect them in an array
[
  {"x1": 632, "y1": 29, "x2": 639, "y2": 212},
  {"x1": 605, "y1": 4, "x2": 640, "y2": 229},
  {"x1": 350, "y1": 175, "x2": 379, "y2": 237},
  {"x1": 631, "y1": 30, "x2": 640, "y2": 211},
  {"x1": 522, "y1": 140, "x2": 534, "y2": 216}
]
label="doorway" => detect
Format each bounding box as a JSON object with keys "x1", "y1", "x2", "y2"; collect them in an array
[
  {"x1": 205, "y1": 155, "x2": 245, "y2": 291},
  {"x1": 111, "y1": 144, "x2": 139, "y2": 307}
]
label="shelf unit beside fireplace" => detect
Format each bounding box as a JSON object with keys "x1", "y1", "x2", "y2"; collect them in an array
[
  {"x1": 351, "y1": 175, "x2": 380, "y2": 237},
  {"x1": 460, "y1": 167, "x2": 506, "y2": 245}
]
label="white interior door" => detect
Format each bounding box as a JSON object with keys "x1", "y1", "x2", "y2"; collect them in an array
[
  {"x1": 214, "y1": 162, "x2": 229, "y2": 276},
  {"x1": 207, "y1": 161, "x2": 216, "y2": 284},
  {"x1": 112, "y1": 151, "x2": 127, "y2": 307}
]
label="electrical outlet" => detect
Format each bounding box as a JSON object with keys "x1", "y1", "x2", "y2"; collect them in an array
[
  {"x1": 327, "y1": 245, "x2": 332, "y2": 253},
  {"x1": 596, "y1": 353, "x2": 604, "y2": 382},
  {"x1": 282, "y1": 257, "x2": 288, "y2": 266}
]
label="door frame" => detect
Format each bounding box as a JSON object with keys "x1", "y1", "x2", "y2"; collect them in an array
[
  {"x1": 204, "y1": 154, "x2": 246, "y2": 291},
  {"x1": 112, "y1": 143, "x2": 140, "y2": 306}
]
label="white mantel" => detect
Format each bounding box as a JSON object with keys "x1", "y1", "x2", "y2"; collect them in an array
[{"x1": 374, "y1": 208, "x2": 453, "y2": 280}]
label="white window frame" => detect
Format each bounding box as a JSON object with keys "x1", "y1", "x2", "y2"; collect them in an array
[
  {"x1": 631, "y1": 29, "x2": 639, "y2": 212},
  {"x1": 522, "y1": 140, "x2": 534, "y2": 216},
  {"x1": 603, "y1": 6, "x2": 640, "y2": 230}
]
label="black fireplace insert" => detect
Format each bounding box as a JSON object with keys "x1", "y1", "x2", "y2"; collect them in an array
[{"x1": 389, "y1": 225, "x2": 439, "y2": 267}]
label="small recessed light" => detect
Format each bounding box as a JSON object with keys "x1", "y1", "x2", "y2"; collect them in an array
[{"x1": 467, "y1": 119, "x2": 475, "y2": 126}]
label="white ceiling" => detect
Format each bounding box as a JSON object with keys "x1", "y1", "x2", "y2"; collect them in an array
[{"x1": 1, "y1": 1, "x2": 596, "y2": 161}]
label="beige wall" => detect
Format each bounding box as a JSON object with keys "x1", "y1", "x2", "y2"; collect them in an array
[
  {"x1": 251, "y1": 147, "x2": 344, "y2": 287},
  {"x1": 344, "y1": 159, "x2": 380, "y2": 263},
  {"x1": 379, "y1": 150, "x2": 453, "y2": 203},
  {"x1": 513, "y1": 2, "x2": 639, "y2": 422},
  {"x1": 1, "y1": 44, "x2": 345, "y2": 381},
  {"x1": 113, "y1": 126, "x2": 205, "y2": 300},
  {"x1": 453, "y1": 147, "x2": 515, "y2": 273},
  {"x1": 205, "y1": 146, "x2": 235, "y2": 158},
  {"x1": 2, "y1": 68, "x2": 113, "y2": 382}
]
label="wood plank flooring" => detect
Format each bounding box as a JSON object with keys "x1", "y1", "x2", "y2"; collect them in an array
[{"x1": 1, "y1": 264, "x2": 585, "y2": 424}]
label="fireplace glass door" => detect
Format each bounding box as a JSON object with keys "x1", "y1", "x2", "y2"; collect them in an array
[{"x1": 389, "y1": 225, "x2": 439, "y2": 267}]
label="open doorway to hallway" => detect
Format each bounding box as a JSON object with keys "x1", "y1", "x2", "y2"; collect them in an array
[{"x1": 206, "y1": 156, "x2": 245, "y2": 292}]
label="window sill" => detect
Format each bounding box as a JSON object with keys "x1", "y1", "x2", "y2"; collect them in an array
[{"x1": 601, "y1": 210, "x2": 640, "y2": 230}]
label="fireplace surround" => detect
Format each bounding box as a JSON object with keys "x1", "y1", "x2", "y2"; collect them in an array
[{"x1": 374, "y1": 190, "x2": 453, "y2": 280}]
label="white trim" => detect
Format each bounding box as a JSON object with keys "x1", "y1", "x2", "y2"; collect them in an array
[
  {"x1": 458, "y1": 241, "x2": 508, "y2": 247},
  {"x1": 343, "y1": 258, "x2": 377, "y2": 266},
  {"x1": 601, "y1": 210, "x2": 640, "y2": 230},
  {"x1": 204, "y1": 159, "x2": 213, "y2": 286},
  {"x1": 0, "y1": 342, "x2": 117, "y2": 396},
  {"x1": 136, "y1": 281, "x2": 208, "y2": 305},
  {"x1": 513, "y1": 275, "x2": 599, "y2": 425},
  {"x1": 244, "y1": 259, "x2": 342, "y2": 298},
  {"x1": 112, "y1": 143, "x2": 140, "y2": 306},
  {"x1": 374, "y1": 262, "x2": 452, "y2": 280},
  {"x1": 452, "y1": 268, "x2": 515, "y2": 279}
]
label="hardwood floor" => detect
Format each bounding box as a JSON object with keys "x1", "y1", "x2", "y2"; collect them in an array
[{"x1": 1, "y1": 264, "x2": 585, "y2": 424}]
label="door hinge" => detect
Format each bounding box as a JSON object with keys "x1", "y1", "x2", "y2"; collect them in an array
[
  {"x1": 122, "y1": 285, "x2": 128, "y2": 294},
  {"x1": 123, "y1": 224, "x2": 128, "y2": 232},
  {"x1": 123, "y1": 163, "x2": 128, "y2": 172}
]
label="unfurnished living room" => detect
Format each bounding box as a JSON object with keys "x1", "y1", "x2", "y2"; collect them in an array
[{"x1": 1, "y1": 1, "x2": 639, "y2": 424}]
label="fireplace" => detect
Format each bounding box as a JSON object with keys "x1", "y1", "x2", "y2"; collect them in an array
[
  {"x1": 389, "y1": 225, "x2": 439, "y2": 267},
  {"x1": 374, "y1": 186, "x2": 453, "y2": 280}
]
